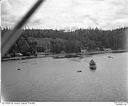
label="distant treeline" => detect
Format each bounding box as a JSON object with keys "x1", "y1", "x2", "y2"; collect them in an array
[{"x1": 1, "y1": 27, "x2": 128, "y2": 56}]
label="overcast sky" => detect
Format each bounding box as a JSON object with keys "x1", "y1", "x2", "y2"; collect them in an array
[{"x1": 1, "y1": 0, "x2": 128, "y2": 30}]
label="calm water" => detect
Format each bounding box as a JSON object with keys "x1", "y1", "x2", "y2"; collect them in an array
[{"x1": 1, "y1": 53, "x2": 128, "y2": 102}]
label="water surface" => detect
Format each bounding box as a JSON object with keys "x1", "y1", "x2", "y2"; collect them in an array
[{"x1": 1, "y1": 53, "x2": 128, "y2": 102}]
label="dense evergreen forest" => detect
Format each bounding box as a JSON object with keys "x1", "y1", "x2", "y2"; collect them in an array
[{"x1": 1, "y1": 27, "x2": 128, "y2": 57}]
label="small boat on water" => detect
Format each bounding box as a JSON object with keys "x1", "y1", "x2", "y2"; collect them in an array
[
  {"x1": 108, "y1": 55, "x2": 113, "y2": 58},
  {"x1": 89, "y1": 59, "x2": 96, "y2": 70}
]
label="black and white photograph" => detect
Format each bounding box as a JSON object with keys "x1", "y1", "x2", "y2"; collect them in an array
[{"x1": 1, "y1": 0, "x2": 128, "y2": 103}]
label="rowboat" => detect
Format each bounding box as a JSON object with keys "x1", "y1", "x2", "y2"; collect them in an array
[{"x1": 89, "y1": 59, "x2": 96, "y2": 70}]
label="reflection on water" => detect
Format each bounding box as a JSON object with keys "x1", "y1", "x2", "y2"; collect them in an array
[{"x1": 1, "y1": 53, "x2": 128, "y2": 102}]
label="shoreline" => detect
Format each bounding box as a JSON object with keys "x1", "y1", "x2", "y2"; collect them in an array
[{"x1": 1, "y1": 50, "x2": 128, "y2": 61}]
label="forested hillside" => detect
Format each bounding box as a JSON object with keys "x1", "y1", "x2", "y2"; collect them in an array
[{"x1": 1, "y1": 27, "x2": 127, "y2": 56}]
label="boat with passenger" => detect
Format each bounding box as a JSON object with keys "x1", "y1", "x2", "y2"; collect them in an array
[{"x1": 89, "y1": 59, "x2": 96, "y2": 70}]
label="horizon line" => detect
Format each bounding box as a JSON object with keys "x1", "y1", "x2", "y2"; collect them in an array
[{"x1": 1, "y1": 26, "x2": 128, "y2": 31}]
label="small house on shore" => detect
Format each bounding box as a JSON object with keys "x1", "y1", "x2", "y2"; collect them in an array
[
  {"x1": 81, "y1": 49, "x2": 88, "y2": 54},
  {"x1": 103, "y1": 48, "x2": 112, "y2": 53}
]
